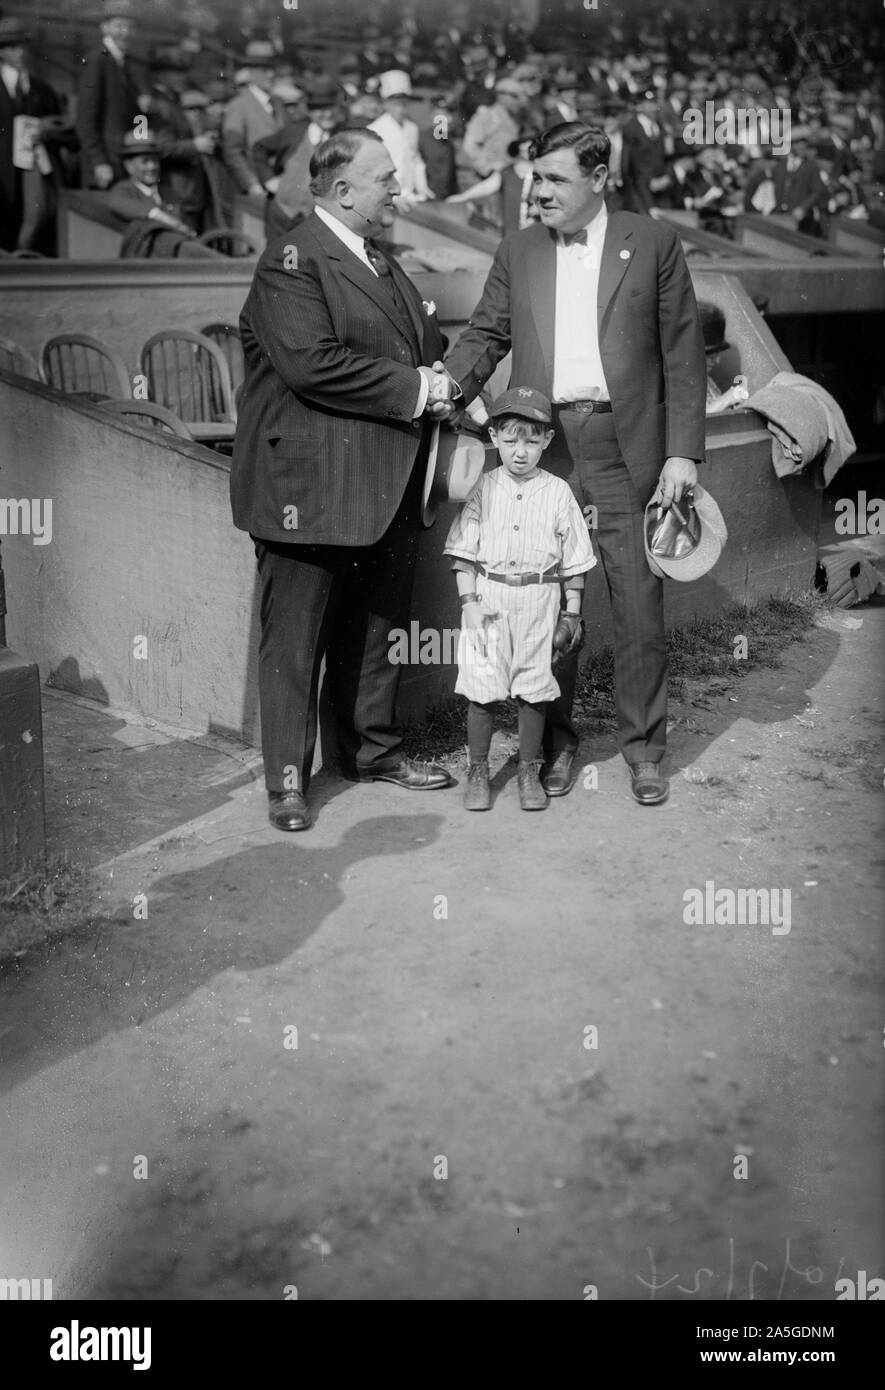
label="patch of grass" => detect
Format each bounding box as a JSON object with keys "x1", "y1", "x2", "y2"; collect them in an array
[
  {"x1": 0, "y1": 856, "x2": 98, "y2": 967},
  {"x1": 401, "y1": 593, "x2": 822, "y2": 764}
]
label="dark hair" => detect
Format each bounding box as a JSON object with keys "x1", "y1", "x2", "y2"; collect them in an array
[
  {"x1": 309, "y1": 127, "x2": 384, "y2": 197},
  {"x1": 491, "y1": 415, "x2": 547, "y2": 437},
  {"x1": 528, "y1": 122, "x2": 610, "y2": 173}
]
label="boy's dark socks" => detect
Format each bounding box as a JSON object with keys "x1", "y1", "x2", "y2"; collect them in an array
[
  {"x1": 517, "y1": 698, "x2": 548, "y2": 763},
  {"x1": 467, "y1": 701, "x2": 495, "y2": 761}
]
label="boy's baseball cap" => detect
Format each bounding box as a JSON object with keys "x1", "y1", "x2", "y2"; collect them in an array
[{"x1": 489, "y1": 387, "x2": 552, "y2": 424}]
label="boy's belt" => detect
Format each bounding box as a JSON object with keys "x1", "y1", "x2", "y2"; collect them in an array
[
  {"x1": 553, "y1": 399, "x2": 613, "y2": 413},
  {"x1": 476, "y1": 562, "x2": 561, "y2": 586}
]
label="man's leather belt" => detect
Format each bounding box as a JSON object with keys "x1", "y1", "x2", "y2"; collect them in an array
[
  {"x1": 553, "y1": 399, "x2": 613, "y2": 413},
  {"x1": 476, "y1": 562, "x2": 561, "y2": 586}
]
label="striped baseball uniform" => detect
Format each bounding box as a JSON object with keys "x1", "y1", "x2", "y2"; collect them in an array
[{"x1": 444, "y1": 466, "x2": 596, "y2": 703}]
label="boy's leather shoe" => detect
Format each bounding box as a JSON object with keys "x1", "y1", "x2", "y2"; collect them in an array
[
  {"x1": 352, "y1": 757, "x2": 454, "y2": 790},
  {"x1": 518, "y1": 759, "x2": 548, "y2": 811},
  {"x1": 464, "y1": 758, "x2": 491, "y2": 810},
  {"x1": 630, "y1": 761, "x2": 669, "y2": 805},
  {"x1": 540, "y1": 748, "x2": 577, "y2": 797},
  {"x1": 268, "y1": 789, "x2": 312, "y2": 831}
]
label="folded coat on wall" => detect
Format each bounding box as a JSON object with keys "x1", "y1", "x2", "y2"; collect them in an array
[{"x1": 745, "y1": 371, "x2": 856, "y2": 487}]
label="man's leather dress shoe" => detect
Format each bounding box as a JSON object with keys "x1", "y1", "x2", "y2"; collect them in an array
[
  {"x1": 630, "y1": 761, "x2": 669, "y2": 806},
  {"x1": 350, "y1": 757, "x2": 454, "y2": 790},
  {"x1": 541, "y1": 748, "x2": 577, "y2": 797},
  {"x1": 268, "y1": 789, "x2": 312, "y2": 831}
]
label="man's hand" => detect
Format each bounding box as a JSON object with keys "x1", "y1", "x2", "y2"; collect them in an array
[
  {"x1": 94, "y1": 162, "x2": 115, "y2": 189},
  {"x1": 420, "y1": 361, "x2": 459, "y2": 420},
  {"x1": 194, "y1": 132, "x2": 217, "y2": 155},
  {"x1": 656, "y1": 456, "x2": 698, "y2": 510}
]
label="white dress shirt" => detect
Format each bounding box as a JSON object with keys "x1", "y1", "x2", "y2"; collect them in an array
[
  {"x1": 102, "y1": 35, "x2": 126, "y2": 66},
  {"x1": 313, "y1": 205, "x2": 428, "y2": 416},
  {"x1": 552, "y1": 204, "x2": 610, "y2": 403},
  {"x1": 1, "y1": 62, "x2": 27, "y2": 98},
  {"x1": 248, "y1": 84, "x2": 274, "y2": 118}
]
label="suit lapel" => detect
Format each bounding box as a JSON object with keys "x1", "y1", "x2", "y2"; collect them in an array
[
  {"x1": 308, "y1": 214, "x2": 421, "y2": 351},
  {"x1": 598, "y1": 214, "x2": 635, "y2": 329},
  {"x1": 527, "y1": 228, "x2": 556, "y2": 389}
]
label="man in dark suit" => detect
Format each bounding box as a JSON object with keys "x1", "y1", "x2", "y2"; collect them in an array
[
  {"x1": 76, "y1": 0, "x2": 143, "y2": 189},
  {"x1": 146, "y1": 48, "x2": 216, "y2": 233},
  {"x1": 620, "y1": 90, "x2": 670, "y2": 215},
  {"x1": 441, "y1": 122, "x2": 707, "y2": 806},
  {"x1": 230, "y1": 128, "x2": 455, "y2": 831},
  {"x1": 0, "y1": 17, "x2": 67, "y2": 252}
]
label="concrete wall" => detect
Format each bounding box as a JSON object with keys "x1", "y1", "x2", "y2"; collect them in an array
[{"x1": 1, "y1": 377, "x2": 261, "y2": 744}]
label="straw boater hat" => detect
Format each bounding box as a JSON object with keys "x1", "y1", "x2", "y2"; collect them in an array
[{"x1": 378, "y1": 70, "x2": 416, "y2": 101}]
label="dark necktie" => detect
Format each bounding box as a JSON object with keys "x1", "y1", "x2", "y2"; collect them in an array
[
  {"x1": 365, "y1": 239, "x2": 400, "y2": 308},
  {"x1": 562, "y1": 228, "x2": 588, "y2": 247}
]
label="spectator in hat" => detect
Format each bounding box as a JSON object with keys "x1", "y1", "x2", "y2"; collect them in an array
[
  {"x1": 698, "y1": 301, "x2": 748, "y2": 413},
  {"x1": 547, "y1": 75, "x2": 581, "y2": 126},
  {"x1": 461, "y1": 76, "x2": 525, "y2": 180},
  {"x1": 763, "y1": 128, "x2": 826, "y2": 235},
  {"x1": 456, "y1": 43, "x2": 497, "y2": 124},
  {"x1": 510, "y1": 61, "x2": 547, "y2": 132},
  {"x1": 368, "y1": 70, "x2": 433, "y2": 207},
  {"x1": 147, "y1": 51, "x2": 217, "y2": 233},
  {"x1": 77, "y1": 0, "x2": 144, "y2": 189},
  {"x1": 222, "y1": 39, "x2": 280, "y2": 199},
  {"x1": 600, "y1": 97, "x2": 627, "y2": 210},
  {"x1": 620, "y1": 88, "x2": 669, "y2": 214},
  {"x1": 0, "y1": 16, "x2": 68, "y2": 253},
  {"x1": 447, "y1": 131, "x2": 538, "y2": 233},
  {"x1": 199, "y1": 82, "x2": 240, "y2": 229},
  {"x1": 417, "y1": 93, "x2": 459, "y2": 200},
  {"x1": 106, "y1": 130, "x2": 224, "y2": 257},
  {"x1": 253, "y1": 76, "x2": 346, "y2": 237}
]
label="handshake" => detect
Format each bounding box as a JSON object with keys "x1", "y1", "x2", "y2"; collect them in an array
[{"x1": 418, "y1": 360, "x2": 460, "y2": 420}]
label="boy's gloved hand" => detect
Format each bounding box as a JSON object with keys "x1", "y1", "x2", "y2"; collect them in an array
[{"x1": 551, "y1": 612, "x2": 584, "y2": 671}]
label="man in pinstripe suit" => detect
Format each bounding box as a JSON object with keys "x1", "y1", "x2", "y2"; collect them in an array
[{"x1": 231, "y1": 129, "x2": 454, "y2": 832}]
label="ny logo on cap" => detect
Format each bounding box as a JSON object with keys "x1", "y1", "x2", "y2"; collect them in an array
[{"x1": 517, "y1": 388, "x2": 533, "y2": 397}]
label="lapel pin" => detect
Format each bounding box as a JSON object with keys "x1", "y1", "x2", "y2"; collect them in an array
[{"x1": 620, "y1": 249, "x2": 630, "y2": 260}]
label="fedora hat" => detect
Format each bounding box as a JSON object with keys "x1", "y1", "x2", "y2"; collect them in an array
[
  {"x1": 242, "y1": 39, "x2": 276, "y2": 69},
  {"x1": 644, "y1": 484, "x2": 727, "y2": 581},
  {"x1": 422, "y1": 425, "x2": 487, "y2": 527},
  {"x1": 0, "y1": 17, "x2": 32, "y2": 46},
  {"x1": 118, "y1": 129, "x2": 160, "y2": 159},
  {"x1": 305, "y1": 74, "x2": 344, "y2": 109},
  {"x1": 101, "y1": 0, "x2": 135, "y2": 19}
]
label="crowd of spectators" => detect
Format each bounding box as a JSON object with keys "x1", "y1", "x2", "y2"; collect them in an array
[{"x1": 1, "y1": 0, "x2": 882, "y2": 256}]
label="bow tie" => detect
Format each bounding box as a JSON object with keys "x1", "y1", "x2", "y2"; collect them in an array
[{"x1": 561, "y1": 228, "x2": 588, "y2": 247}]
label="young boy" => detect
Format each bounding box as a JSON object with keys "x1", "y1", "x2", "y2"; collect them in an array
[{"x1": 444, "y1": 388, "x2": 596, "y2": 811}]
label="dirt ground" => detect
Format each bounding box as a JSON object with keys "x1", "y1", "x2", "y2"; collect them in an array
[{"x1": 0, "y1": 605, "x2": 882, "y2": 1301}]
